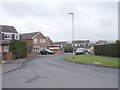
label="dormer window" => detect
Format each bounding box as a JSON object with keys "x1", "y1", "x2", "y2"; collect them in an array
[{"x1": 4, "y1": 34, "x2": 11, "y2": 39}]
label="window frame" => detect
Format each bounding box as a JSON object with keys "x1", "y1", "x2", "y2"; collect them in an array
[
  {"x1": 15, "y1": 34, "x2": 19, "y2": 40},
  {"x1": 40, "y1": 38, "x2": 46, "y2": 43},
  {"x1": 34, "y1": 38, "x2": 37, "y2": 44},
  {"x1": 4, "y1": 34, "x2": 11, "y2": 39}
]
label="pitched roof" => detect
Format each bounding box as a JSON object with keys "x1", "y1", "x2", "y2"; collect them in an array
[
  {"x1": 0, "y1": 25, "x2": 18, "y2": 33},
  {"x1": 72, "y1": 40, "x2": 90, "y2": 44},
  {"x1": 53, "y1": 41, "x2": 68, "y2": 45},
  {"x1": 46, "y1": 36, "x2": 53, "y2": 43},
  {"x1": 21, "y1": 32, "x2": 40, "y2": 39},
  {"x1": 95, "y1": 40, "x2": 107, "y2": 44}
]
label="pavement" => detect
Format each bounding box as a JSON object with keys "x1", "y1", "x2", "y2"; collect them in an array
[
  {"x1": 1, "y1": 56, "x2": 42, "y2": 74},
  {"x1": 2, "y1": 54, "x2": 118, "y2": 88},
  {"x1": 2, "y1": 63, "x2": 21, "y2": 74},
  {"x1": 2, "y1": 58, "x2": 26, "y2": 74}
]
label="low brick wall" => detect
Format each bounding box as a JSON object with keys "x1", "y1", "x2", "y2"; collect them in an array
[
  {"x1": 3, "y1": 52, "x2": 12, "y2": 61},
  {"x1": 54, "y1": 50, "x2": 64, "y2": 54},
  {"x1": 27, "y1": 52, "x2": 38, "y2": 57}
]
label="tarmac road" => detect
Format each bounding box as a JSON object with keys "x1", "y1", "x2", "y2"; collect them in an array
[{"x1": 2, "y1": 54, "x2": 118, "y2": 88}]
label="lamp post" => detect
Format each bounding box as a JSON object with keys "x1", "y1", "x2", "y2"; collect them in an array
[{"x1": 69, "y1": 12, "x2": 75, "y2": 59}]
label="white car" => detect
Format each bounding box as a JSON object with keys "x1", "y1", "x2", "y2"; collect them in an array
[{"x1": 46, "y1": 49, "x2": 54, "y2": 54}]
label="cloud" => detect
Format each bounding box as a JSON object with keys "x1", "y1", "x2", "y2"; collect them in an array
[{"x1": 0, "y1": 2, "x2": 118, "y2": 42}]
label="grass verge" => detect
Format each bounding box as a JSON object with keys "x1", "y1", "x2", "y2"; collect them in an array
[{"x1": 65, "y1": 55, "x2": 120, "y2": 67}]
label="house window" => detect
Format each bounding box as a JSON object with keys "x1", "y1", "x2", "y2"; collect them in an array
[
  {"x1": 34, "y1": 38, "x2": 37, "y2": 44},
  {"x1": 75, "y1": 44, "x2": 77, "y2": 47},
  {"x1": 40, "y1": 38, "x2": 46, "y2": 43},
  {"x1": 4, "y1": 34, "x2": 11, "y2": 39},
  {"x1": 15, "y1": 34, "x2": 19, "y2": 40},
  {"x1": 4, "y1": 46, "x2": 9, "y2": 52}
]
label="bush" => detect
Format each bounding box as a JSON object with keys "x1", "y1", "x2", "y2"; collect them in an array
[
  {"x1": 94, "y1": 44, "x2": 120, "y2": 57},
  {"x1": 9, "y1": 40, "x2": 27, "y2": 59},
  {"x1": 64, "y1": 44, "x2": 73, "y2": 53}
]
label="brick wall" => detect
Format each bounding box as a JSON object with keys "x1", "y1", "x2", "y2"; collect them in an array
[
  {"x1": 3, "y1": 52, "x2": 12, "y2": 61},
  {"x1": 27, "y1": 52, "x2": 38, "y2": 57},
  {"x1": 54, "y1": 50, "x2": 64, "y2": 54}
]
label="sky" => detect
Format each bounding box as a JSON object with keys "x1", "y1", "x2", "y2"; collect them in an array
[{"x1": 0, "y1": 0, "x2": 118, "y2": 42}]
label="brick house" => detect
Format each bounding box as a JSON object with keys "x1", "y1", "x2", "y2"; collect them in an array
[
  {"x1": 72, "y1": 40, "x2": 90, "y2": 49},
  {"x1": 53, "y1": 41, "x2": 68, "y2": 48},
  {"x1": 0, "y1": 25, "x2": 21, "y2": 53},
  {"x1": 21, "y1": 32, "x2": 49, "y2": 53}
]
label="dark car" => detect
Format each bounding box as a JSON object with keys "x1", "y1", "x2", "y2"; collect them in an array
[
  {"x1": 40, "y1": 49, "x2": 54, "y2": 55},
  {"x1": 75, "y1": 48, "x2": 85, "y2": 55},
  {"x1": 75, "y1": 48, "x2": 90, "y2": 55}
]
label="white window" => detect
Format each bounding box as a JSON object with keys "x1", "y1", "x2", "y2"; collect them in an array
[
  {"x1": 4, "y1": 34, "x2": 11, "y2": 39},
  {"x1": 75, "y1": 44, "x2": 77, "y2": 47},
  {"x1": 4, "y1": 46, "x2": 9, "y2": 52},
  {"x1": 15, "y1": 34, "x2": 19, "y2": 40},
  {"x1": 34, "y1": 38, "x2": 37, "y2": 44},
  {"x1": 40, "y1": 38, "x2": 46, "y2": 43}
]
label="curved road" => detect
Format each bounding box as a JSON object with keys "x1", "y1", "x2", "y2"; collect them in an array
[{"x1": 2, "y1": 54, "x2": 118, "y2": 88}]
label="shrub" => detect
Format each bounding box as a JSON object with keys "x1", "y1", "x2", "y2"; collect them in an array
[
  {"x1": 64, "y1": 44, "x2": 73, "y2": 53},
  {"x1": 9, "y1": 40, "x2": 27, "y2": 59},
  {"x1": 94, "y1": 44, "x2": 120, "y2": 57}
]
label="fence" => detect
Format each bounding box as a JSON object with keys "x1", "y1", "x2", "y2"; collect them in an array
[{"x1": 94, "y1": 44, "x2": 120, "y2": 57}]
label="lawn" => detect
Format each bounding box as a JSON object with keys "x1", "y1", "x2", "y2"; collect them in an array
[{"x1": 65, "y1": 55, "x2": 120, "y2": 67}]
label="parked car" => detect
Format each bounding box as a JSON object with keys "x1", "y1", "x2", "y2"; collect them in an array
[
  {"x1": 46, "y1": 49, "x2": 54, "y2": 54},
  {"x1": 84, "y1": 48, "x2": 91, "y2": 54},
  {"x1": 40, "y1": 49, "x2": 54, "y2": 55},
  {"x1": 75, "y1": 48, "x2": 90, "y2": 55}
]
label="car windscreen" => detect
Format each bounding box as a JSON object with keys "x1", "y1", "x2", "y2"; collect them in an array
[{"x1": 76, "y1": 48, "x2": 84, "y2": 51}]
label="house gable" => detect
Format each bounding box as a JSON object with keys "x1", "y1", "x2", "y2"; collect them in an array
[{"x1": 32, "y1": 32, "x2": 46, "y2": 39}]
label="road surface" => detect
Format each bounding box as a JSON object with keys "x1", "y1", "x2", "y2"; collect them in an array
[{"x1": 2, "y1": 54, "x2": 118, "y2": 88}]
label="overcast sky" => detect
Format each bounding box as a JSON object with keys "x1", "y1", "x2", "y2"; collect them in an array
[{"x1": 0, "y1": 1, "x2": 118, "y2": 42}]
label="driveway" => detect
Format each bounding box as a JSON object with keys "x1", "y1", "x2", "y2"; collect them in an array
[{"x1": 2, "y1": 54, "x2": 118, "y2": 88}]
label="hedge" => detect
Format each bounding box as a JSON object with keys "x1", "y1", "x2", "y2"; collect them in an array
[
  {"x1": 64, "y1": 44, "x2": 73, "y2": 53},
  {"x1": 9, "y1": 40, "x2": 27, "y2": 59},
  {"x1": 94, "y1": 44, "x2": 120, "y2": 57}
]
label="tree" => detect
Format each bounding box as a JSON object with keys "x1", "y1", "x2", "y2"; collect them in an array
[
  {"x1": 64, "y1": 44, "x2": 73, "y2": 53},
  {"x1": 9, "y1": 40, "x2": 27, "y2": 59},
  {"x1": 115, "y1": 40, "x2": 120, "y2": 44}
]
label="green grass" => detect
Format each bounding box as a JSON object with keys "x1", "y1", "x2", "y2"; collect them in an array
[{"x1": 65, "y1": 55, "x2": 120, "y2": 67}]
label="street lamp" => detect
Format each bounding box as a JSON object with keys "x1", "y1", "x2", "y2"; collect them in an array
[{"x1": 69, "y1": 12, "x2": 75, "y2": 59}]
